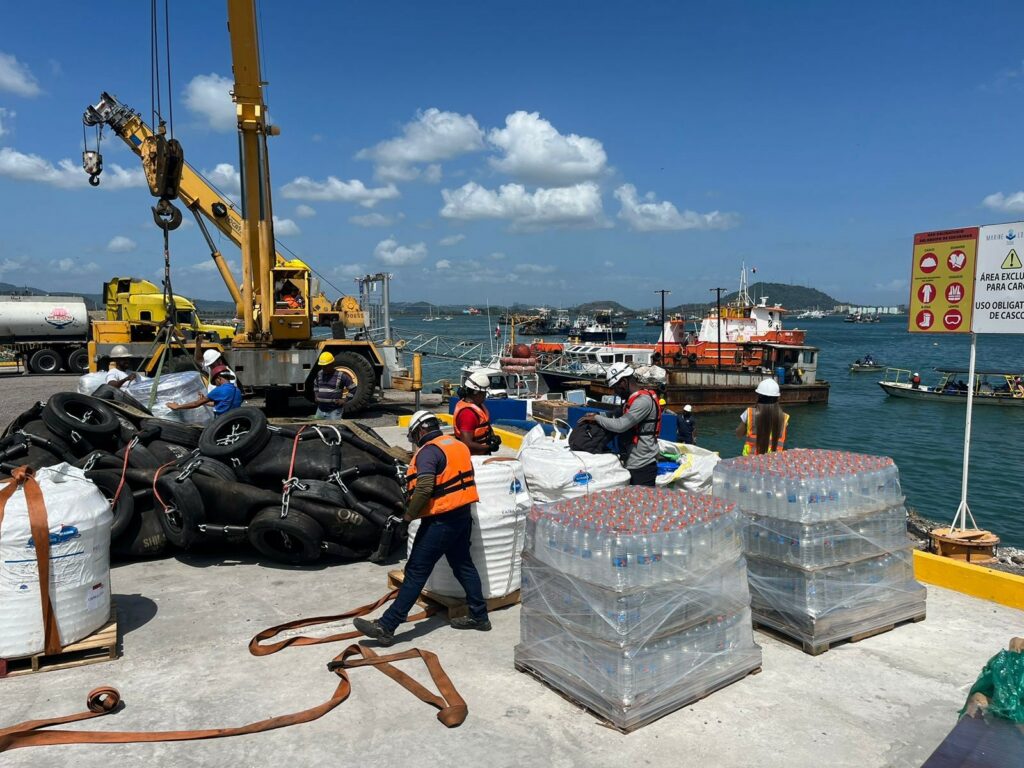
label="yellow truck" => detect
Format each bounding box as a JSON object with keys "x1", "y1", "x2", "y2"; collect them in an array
[{"x1": 104, "y1": 277, "x2": 236, "y2": 343}]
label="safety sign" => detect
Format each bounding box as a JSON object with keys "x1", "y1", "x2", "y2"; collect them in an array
[
  {"x1": 909, "y1": 228, "x2": 978, "y2": 333},
  {"x1": 972, "y1": 223, "x2": 1024, "y2": 334}
]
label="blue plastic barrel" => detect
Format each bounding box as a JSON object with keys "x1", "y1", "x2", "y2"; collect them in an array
[{"x1": 775, "y1": 366, "x2": 786, "y2": 385}]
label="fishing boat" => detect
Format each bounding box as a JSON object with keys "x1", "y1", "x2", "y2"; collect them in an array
[
  {"x1": 550, "y1": 309, "x2": 572, "y2": 334},
  {"x1": 849, "y1": 362, "x2": 884, "y2": 373},
  {"x1": 643, "y1": 308, "x2": 662, "y2": 326},
  {"x1": 878, "y1": 368, "x2": 1024, "y2": 406},
  {"x1": 568, "y1": 309, "x2": 627, "y2": 342}
]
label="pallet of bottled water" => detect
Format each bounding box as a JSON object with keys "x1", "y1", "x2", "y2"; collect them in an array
[
  {"x1": 713, "y1": 450, "x2": 926, "y2": 655},
  {"x1": 514, "y1": 487, "x2": 762, "y2": 731}
]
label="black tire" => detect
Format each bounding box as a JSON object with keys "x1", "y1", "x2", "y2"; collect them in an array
[
  {"x1": 19, "y1": 420, "x2": 72, "y2": 456},
  {"x1": 73, "y1": 450, "x2": 124, "y2": 471},
  {"x1": 186, "y1": 455, "x2": 237, "y2": 482},
  {"x1": 197, "y1": 407, "x2": 270, "y2": 461},
  {"x1": 29, "y1": 348, "x2": 62, "y2": 375},
  {"x1": 247, "y1": 508, "x2": 324, "y2": 564},
  {"x1": 147, "y1": 440, "x2": 193, "y2": 465},
  {"x1": 292, "y1": 479, "x2": 346, "y2": 507},
  {"x1": 116, "y1": 443, "x2": 160, "y2": 469},
  {"x1": 155, "y1": 469, "x2": 206, "y2": 549},
  {"x1": 66, "y1": 347, "x2": 90, "y2": 374},
  {"x1": 299, "y1": 503, "x2": 377, "y2": 547},
  {"x1": 326, "y1": 350, "x2": 375, "y2": 415},
  {"x1": 141, "y1": 418, "x2": 202, "y2": 449},
  {"x1": 113, "y1": 389, "x2": 150, "y2": 413},
  {"x1": 85, "y1": 469, "x2": 136, "y2": 540},
  {"x1": 90, "y1": 384, "x2": 118, "y2": 401},
  {"x1": 41, "y1": 393, "x2": 120, "y2": 450},
  {"x1": 111, "y1": 505, "x2": 168, "y2": 560}
]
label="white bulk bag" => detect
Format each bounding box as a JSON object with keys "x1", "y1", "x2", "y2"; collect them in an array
[
  {"x1": 655, "y1": 441, "x2": 720, "y2": 494},
  {"x1": 77, "y1": 371, "x2": 109, "y2": 396},
  {"x1": 517, "y1": 425, "x2": 630, "y2": 503},
  {"x1": 408, "y1": 456, "x2": 532, "y2": 599},
  {"x1": 126, "y1": 371, "x2": 214, "y2": 424},
  {"x1": 0, "y1": 464, "x2": 112, "y2": 657}
]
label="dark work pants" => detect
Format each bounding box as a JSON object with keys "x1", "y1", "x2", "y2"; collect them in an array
[
  {"x1": 380, "y1": 508, "x2": 487, "y2": 632},
  {"x1": 628, "y1": 461, "x2": 658, "y2": 487}
]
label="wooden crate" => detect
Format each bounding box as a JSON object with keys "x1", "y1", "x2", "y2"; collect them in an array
[
  {"x1": 387, "y1": 569, "x2": 520, "y2": 620},
  {"x1": 0, "y1": 604, "x2": 119, "y2": 678},
  {"x1": 753, "y1": 608, "x2": 926, "y2": 656},
  {"x1": 530, "y1": 400, "x2": 572, "y2": 424}
]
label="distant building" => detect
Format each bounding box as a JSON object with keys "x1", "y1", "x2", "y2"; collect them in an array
[{"x1": 832, "y1": 304, "x2": 902, "y2": 315}]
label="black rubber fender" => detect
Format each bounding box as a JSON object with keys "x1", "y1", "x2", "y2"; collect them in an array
[
  {"x1": 85, "y1": 468, "x2": 136, "y2": 540},
  {"x1": 111, "y1": 504, "x2": 168, "y2": 560},
  {"x1": 154, "y1": 469, "x2": 206, "y2": 550},
  {"x1": 247, "y1": 507, "x2": 324, "y2": 565},
  {"x1": 197, "y1": 408, "x2": 270, "y2": 461}
]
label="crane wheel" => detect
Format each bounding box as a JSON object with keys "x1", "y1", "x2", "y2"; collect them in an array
[{"x1": 328, "y1": 351, "x2": 375, "y2": 415}]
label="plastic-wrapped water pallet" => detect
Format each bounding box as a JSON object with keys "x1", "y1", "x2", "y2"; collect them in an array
[
  {"x1": 514, "y1": 487, "x2": 762, "y2": 731},
  {"x1": 712, "y1": 449, "x2": 927, "y2": 655},
  {"x1": 125, "y1": 371, "x2": 214, "y2": 424}
]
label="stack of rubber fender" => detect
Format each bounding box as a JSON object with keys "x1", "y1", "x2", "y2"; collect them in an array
[{"x1": 0, "y1": 395, "x2": 407, "y2": 565}]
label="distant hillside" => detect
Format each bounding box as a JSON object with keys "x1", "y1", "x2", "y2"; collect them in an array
[
  {"x1": 0, "y1": 281, "x2": 238, "y2": 316},
  {"x1": 572, "y1": 300, "x2": 635, "y2": 315},
  {"x1": 723, "y1": 283, "x2": 841, "y2": 309}
]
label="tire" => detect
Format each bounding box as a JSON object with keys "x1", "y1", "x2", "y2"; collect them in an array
[
  {"x1": 292, "y1": 479, "x2": 346, "y2": 507},
  {"x1": 29, "y1": 348, "x2": 62, "y2": 375},
  {"x1": 197, "y1": 407, "x2": 270, "y2": 461},
  {"x1": 19, "y1": 420, "x2": 72, "y2": 456},
  {"x1": 116, "y1": 443, "x2": 160, "y2": 469},
  {"x1": 41, "y1": 393, "x2": 120, "y2": 450},
  {"x1": 147, "y1": 440, "x2": 193, "y2": 465},
  {"x1": 299, "y1": 503, "x2": 377, "y2": 547},
  {"x1": 85, "y1": 469, "x2": 136, "y2": 540},
  {"x1": 326, "y1": 351, "x2": 375, "y2": 415},
  {"x1": 73, "y1": 450, "x2": 123, "y2": 471},
  {"x1": 155, "y1": 469, "x2": 206, "y2": 549},
  {"x1": 113, "y1": 390, "x2": 150, "y2": 413},
  {"x1": 187, "y1": 456, "x2": 237, "y2": 482},
  {"x1": 66, "y1": 347, "x2": 90, "y2": 374},
  {"x1": 90, "y1": 384, "x2": 118, "y2": 401},
  {"x1": 111, "y1": 505, "x2": 168, "y2": 560},
  {"x1": 247, "y1": 508, "x2": 323, "y2": 564},
  {"x1": 141, "y1": 418, "x2": 202, "y2": 449}
]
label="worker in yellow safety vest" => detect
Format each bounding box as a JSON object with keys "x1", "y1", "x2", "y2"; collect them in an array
[
  {"x1": 354, "y1": 410, "x2": 490, "y2": 645},
  {"x1": 735, "y1": 378, "x2": 790, "y2": 455}
]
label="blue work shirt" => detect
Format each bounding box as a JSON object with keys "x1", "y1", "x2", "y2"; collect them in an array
[{"x1": 208, "y1": 383, "x2": 243, "y2": 414}]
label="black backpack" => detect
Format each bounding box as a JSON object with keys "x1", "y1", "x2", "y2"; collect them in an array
[{"x1": 568, "y1": 420, "x2": 614, "y2": 454}]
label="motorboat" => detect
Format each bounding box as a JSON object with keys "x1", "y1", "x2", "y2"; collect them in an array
[
  {"x1": 878, "y1": 368, "x2": 1024, "y2": 406},
  {"x1": 568, "y1": 309, "x2": 627, "y2": 342}
]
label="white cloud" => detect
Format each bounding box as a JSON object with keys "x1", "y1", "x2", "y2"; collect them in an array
[
  {"x1": 489, "y1": 251, "x2": 506, "y2": 260},
  {"x1": 435, "y1": 259, "x2": 451, "y2": 270},
  {"x1": 0, "y1": 258, "x2": 25, "y2": 276},
  {"x1": 273, "y1": 216, "x2": 301, "y2": 236},
  {"x1": 603, "y1": 260, "x2": 615, "y2": 268},
  {"x1": 438, "y1": 233, "x2": 465, "y2": 246},
  {"x1": 488, "y1": 111, "x2": 607, "y2": 185},
  {"x1": 374, "y1": 238, "x2": 427, "y2": 266},
  {"x1": 422, "y1": 164, "x2": 442, "y2": 184},
  {"x1": 0, "y1": 107, "x2": 12, "y2": 138},
  {"x1": 614, "y1": 184, "x2": 739, "y2": 232},
  {"x1": 204, "y1": 163, "x2": 240, "y2": 195},
  {"x1": 294, "y1": 204, "x2": 316, "y2": 218},
  {"x1": 280, "y1": 175, "x2": 399, "y2": 207},
  {"x1": 50, "y1": 258, "x2": 99, "y2": 274},
  {"x1": 440, "y1": 181, "x2": 605, "y2": 230},
  {"x1": 183, "y1": 73, "x2": 235, "y2": 132},
  {"x1": 0, "y1": 147, "x2": 144, "y2": 190},
  {"x1": 189, "y1": 258, "x2": 240, "y2": 274},
  {"x1": 514, "y1": 262, "x2": 556, "y2": 274},
  {"x1": 0, "y1": 53, "x2": 41, "y2": 97},
  {"x1": 982, "y1": 191, "x2": 1024, "y2": 212},
  {"x1": 334, "y1": 263, "x2": 367, "y2": 278},
  {"x1": 350, "y1": 212, "x2": 403, "y2": 227},
  {"x1": 107, "y1": 235, "x2": 137, "y2": 253},
  {"x1": 357, "y1": 108, "x2": 484, "y2": 182}
]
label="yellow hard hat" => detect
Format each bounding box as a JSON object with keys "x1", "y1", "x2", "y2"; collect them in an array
[{"x1": 318, "y1": 351, "x2": 335, "y2": 366}]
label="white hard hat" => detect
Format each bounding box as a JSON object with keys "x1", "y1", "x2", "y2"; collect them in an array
[
  {"x1": 755, "y1": 378, "x2": 781, "y2": 398},
  {"x1": 913, "y1": 372, "x2": 919, "y2": 376},
  {"x1": 606, "y1": 362, "x2": 635, "y2": 387},
  {"x1": 464, "y1": 370, "x2": 491, "y2": 392},
  {"x1": 109, "y1": 345, "x2": 132, "y2": 360},
  {"x1": 683, "y1": 404, "x2": 693, "y2": 413},
  {"x1": 408, "y1": 410, "x2": 439, "y2": 435},
  {"x1": 203, "y1": 349, "x2": 222, "y2": 366}
]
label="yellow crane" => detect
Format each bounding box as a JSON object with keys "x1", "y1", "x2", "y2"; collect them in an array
[{"x1": 82, "y1": 0, "x2": 390, "y2": 413}]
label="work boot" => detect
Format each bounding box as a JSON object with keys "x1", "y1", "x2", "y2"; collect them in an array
[
  {"x1": 353, "y1": 617, "x2": 395, "y2": 646},
  {"x1": 450, "y1": 615, "x2": 491, "y2": 631}
]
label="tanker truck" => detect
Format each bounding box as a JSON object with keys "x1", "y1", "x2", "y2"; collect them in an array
[{"x1": 0, "y1": 295, "x2": 93, "y2": 373}]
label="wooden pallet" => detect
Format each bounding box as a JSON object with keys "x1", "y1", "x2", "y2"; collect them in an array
[
  {"x1": 0, "y1": 604, "x2": 119, "y2": 678},
  {"x1": 387, "y1": 569, "x2": 520, "y2": 620},
  {"x1": 753, "y1": 609, "x2": 926, "y2": 656},
  {"x1": 515, "y1": 659, "x2": 762, "y2": 733}
]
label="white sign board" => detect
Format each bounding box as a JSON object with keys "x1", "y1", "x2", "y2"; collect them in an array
[{"x1": 973, "y1": 222, "x2": 1024, "y2": 333}]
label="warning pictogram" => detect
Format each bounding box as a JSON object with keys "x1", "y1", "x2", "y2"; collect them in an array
[
  {"x1": 948, "y1": 250, "x2": 967, "y2": 271},
  {"x1": 919, "y1": 252, "x2": 938, "y2": 273},
  {"x1": 916, "y1": 309, "x2": 934, "y2": 330},
  {"x1": 918, "y1": 283, "x2": 936, "y2": 304},
  {"x1": 945, "y1": 282, "x2": 964, "y2": 303},
  {"x1": 1001, "y1": 249, "x2": 1021, "y2": 270},
  {"x1": 943, "y1": 308, "x2": 963, "y2": 330}
]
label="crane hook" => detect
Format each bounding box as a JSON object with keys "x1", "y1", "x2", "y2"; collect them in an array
[{"x1": 152, "y1": 199, "x2": 182, "y2": 231}]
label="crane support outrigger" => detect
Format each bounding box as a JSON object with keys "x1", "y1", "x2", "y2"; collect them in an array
[{"x1": 82, "y1": 0, "x2": 392, "y2": 414}]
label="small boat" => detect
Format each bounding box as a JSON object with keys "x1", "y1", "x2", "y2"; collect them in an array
[
  {"x1": 849, "y1": 362, "x2": 884, "y2": 373},
  {"x1": 568, "y1": 309, "x2": 627, "y2": 342},
  {"x1": 878, "y1": 368, "x2": 1024, "y2": 406}
]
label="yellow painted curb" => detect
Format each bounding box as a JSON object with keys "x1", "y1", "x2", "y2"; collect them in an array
[
  {"x1": 396, "y1": 413, "x2": 523, "y2": 450},
  {"x1": 913, "y1": 550, "x2": 1024, "y2": 611}
]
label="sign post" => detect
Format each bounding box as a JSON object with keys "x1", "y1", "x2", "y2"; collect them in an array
[{"x1": 909, "y1": 228, "x2": 979, "y2": 533}]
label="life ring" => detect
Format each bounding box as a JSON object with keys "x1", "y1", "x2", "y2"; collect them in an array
[{"x1": 687, "y1": 353, "x2": 698, "y2": 364}]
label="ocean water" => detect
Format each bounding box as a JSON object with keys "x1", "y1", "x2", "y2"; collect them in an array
[{"x1": 390, "y1": 314, "x2": 1024, "y2": 546}]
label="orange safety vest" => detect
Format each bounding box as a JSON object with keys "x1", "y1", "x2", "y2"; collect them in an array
[
  {"x1": 406, "y1": 435, "x2": 480, "y2": 517},
  {"x1": 743, "y1": 407, "x2": 790, "y2": 455},
  {"x1": 453, "y1": 400, "x2": 492, "y2": 441},
  {"x1": 624, "y1": 389, "x2": 662, "y2": 445}
]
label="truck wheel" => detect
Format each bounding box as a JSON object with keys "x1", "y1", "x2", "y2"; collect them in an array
[
  {"x1": 329, "y1": 351, "x2": 375, "y2": 415},
  {"x1": 66, "y1": 347, "x2": 90, "y2": 374},
  {"x1": 29, "y1": 348, "x2": 62, "y2": 375}
]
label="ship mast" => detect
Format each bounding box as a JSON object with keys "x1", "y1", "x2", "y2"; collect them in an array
[{"x1": 736, "y1": 261, "x2": 753, "y2": 308}]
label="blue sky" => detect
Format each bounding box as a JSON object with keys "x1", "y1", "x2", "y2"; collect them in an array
[{"x1": 2, "y1": 1, "x2": 1023, "y2": 308}]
